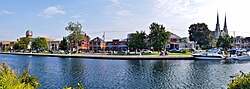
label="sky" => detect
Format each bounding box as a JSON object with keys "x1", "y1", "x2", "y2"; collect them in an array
[{"x1": 0, "y1": 0, "x2": 250, "y2": 41}]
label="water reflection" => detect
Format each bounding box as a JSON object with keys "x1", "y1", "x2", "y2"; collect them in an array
[{"x1": 1, "y1": 54, "x2": 250, "y2": 89}]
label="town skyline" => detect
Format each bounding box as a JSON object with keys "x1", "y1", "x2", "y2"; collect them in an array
[{"x1": 1, "y1": 0, "x2": 250, "y2": 41}]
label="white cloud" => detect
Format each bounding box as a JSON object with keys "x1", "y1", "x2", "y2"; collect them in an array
[
  {"x1": 148, "y1": 0, "x2": 201, "y2": 37},
  {"x1": 110, "y1": 0, "x2": 122, "y2": 7},
  {"x1": 149, "y1": 0, "x2": 250, "y2": 37},
  {"x1": 116, "y1": 10, "x2": 131, "y2": 16},
  {"x1": 0, "y1": 10, "x2": 13, "y2": 15},
  {"x1": 93, "y1": 0, "x2": 250, "y2": 40},
  {"x1": 41, "y1": 6, "x2": 65, "y2": 18},
  {"x1": 152, "y1": 0, "x2": 198, "y2": 18}
]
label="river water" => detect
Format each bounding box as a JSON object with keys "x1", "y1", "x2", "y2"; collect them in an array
[{"x1": 0, "y1": 54, "x2": 250, "y2": 89}]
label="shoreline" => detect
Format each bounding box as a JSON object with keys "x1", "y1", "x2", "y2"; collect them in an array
[{"x1": 0, "y1": 52, "x2": 195, "y2": 60}]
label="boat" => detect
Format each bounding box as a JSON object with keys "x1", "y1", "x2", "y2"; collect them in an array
[
  {"x1": 192, "y1": 48, "x2": 225, "y2": 60},
  {"x1": 228, "y1": 49, "x2": 250, "y2": 60}
]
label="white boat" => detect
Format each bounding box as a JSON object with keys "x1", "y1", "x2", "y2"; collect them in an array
[
  {"x1": 192, "y1": 48, "x2": 225, "y2": 60},
  {"x1": 228, "y1": 50, "x2": 250, "y2": 60}
]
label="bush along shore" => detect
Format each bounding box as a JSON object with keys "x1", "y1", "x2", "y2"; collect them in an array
[
  {"x1": 0, "y1": 63, "x2": 84, "y2": 89},
  {"x1": 228, "y1": 71, "x2": 250, "y2": 89}
]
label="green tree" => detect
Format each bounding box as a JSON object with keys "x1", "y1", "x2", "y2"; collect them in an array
[
  {"x1": 65, "y1": 22, "x2": 85, "y2": 52},
  {"x1": 59, "y1": 37, "x2": 69, "y2": 50},
  {"x1": 13, "y1": 37, "x2": 30, "y2": 50},
  {"x1": 188, "y1": 23, "x2": 212, "y2": 49},
  {"x1": 216, "y1": 35, "x2": 233, "y2": 50},
  {"x1": 0, "y1": 63, "x2": 40, "y2": 89},
  {"x1": 148, "y1": 22, "x2": 170, "y2": 51},
  {"x1": 32, "y1": 37, "x2": 48, "y2": 50},
  {"x1": 13, "y1": 42, "x2": 27, "y2": 50},
  {"x1": 19, "y1": 70, "x2": 40, "y2": 88},
  {"x1": 128, "y1": 31, "x2": 147, "y2": 53},
  {"x1": 210, "y1": 37, "x2": 217, "y2": 48},
  {"x1": 2, "y1": 45, "x2": 10, "y2": 52},
  {"x1": 20, "y1": 37, "x2": 31, "y2": 45}
]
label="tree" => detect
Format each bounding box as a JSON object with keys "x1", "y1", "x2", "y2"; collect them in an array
[
  {"x1": 0, "y1": 63, "x2": 40, "y2": 89},
  {"x1": 20, "y1": 37, "x2": 30, "y2": 45},
  {"x1": 128, "y1": 31, "x2": 147, "y2": 53},
  {"x1": 188, "y1": 23, "x2": 212, "y2": 49},
  {"x1": 210, "y1": 37, "x2": 217, "y2": 48},
  {"x1": 59, "y1": 37, "x2": 69, "y2": 51},
  {"x1": 148, "y1": 22, "x2": 170, "y2": 51},
  {"x1": 3, "y1": 45, "x2": 10, "y2": 52},
  {"x1": 13, "y1": 37, "x2": 30, "y2": 50},
  {"x1": 65, "y1": 22, "x2": 85, "y2": 52},
  {"x1": 32, "y1": 37, "x2": 48, "y2": 51},
  {"x1": 13, "y1": 42, "x2": 27, "y2": 50},
  {"x1": 216, "y1": 35, "x2": 233, "y2": 50}
]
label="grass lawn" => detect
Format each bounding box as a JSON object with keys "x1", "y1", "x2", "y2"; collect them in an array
[
  {"x1": 33, "y1": 52, "x2": 85, "y2": 55},
  {"x1": 167, "y1": 52, "x2": 192, "y2": 56},
  {"x1": 107, "y1": 52, "x2": 159, "y2": 56},
  {"x1": 168, "y1": 52, "x2": 192, "y2": 55},
  {"x1": 142, "y1": 52, "x2": 160, "y2": 55},
  {"x1": 108, "y1": 52, "x2": 192, "y2": 56}
]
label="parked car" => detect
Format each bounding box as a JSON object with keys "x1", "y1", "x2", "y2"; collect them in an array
[
  {"x1": 15, "y1": 50, "x2": 23, "y2": 52},
  {"x1": 31, "y1": 50, "x2": 37, "y2": 53},
  {"x1": 141, "y1": 49, "x2": 152, "y2": 53}
]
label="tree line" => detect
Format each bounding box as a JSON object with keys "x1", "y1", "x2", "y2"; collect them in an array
[
  {"x1": 13, "y1": 22, "x2": 232, "y2": 52},
  {"x1": 13, "y1": 37, "x2": 48, "y2": 52},
  {"x1": 12, "y1": 22, "x2": 171, "y2": 53},
  {"x1": 128, "y1": 22, "x2": 170, "y2": 52}
]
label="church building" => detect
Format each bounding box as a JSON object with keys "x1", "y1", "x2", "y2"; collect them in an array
[{"x1": 212, "y1": 12, "x2": 229, "y2": 38}]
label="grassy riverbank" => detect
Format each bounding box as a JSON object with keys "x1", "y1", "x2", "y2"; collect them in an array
[
  {"x1": 108, "y1": 52, "x2": 192, "y2": 56},
  {"x1": 0, "y1": 52, "x2": 194, "y2": 60}
]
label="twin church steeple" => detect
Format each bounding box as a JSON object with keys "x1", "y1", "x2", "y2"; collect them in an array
[
  {"x1": 223, "y1": 13, "x2": 228, "y2": 35},
  {"x1": 213, "y1": 11, "x2": 228, "y2": 38}
]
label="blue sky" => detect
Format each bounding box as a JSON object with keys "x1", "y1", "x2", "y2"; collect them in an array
[{"x1": 1, "y1": 0, "x2": 250, "y2": 41}]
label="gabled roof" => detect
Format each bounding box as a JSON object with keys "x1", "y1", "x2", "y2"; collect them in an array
[
  {"x1": 168, "y1": 31, "x2": 181, "y2": 39},
  {"x1": 90, "y1": 37, "x2": 104, "y2": 42}
]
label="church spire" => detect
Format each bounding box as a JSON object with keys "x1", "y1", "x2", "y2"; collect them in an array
[
  {"x1": 216, "y1": 11, "x2": 220, "y2": 26},
  {"x1": 224, "y1": 13, "x2": 227, "y2": 27},
  {"x1": 223, "y1": 13, "x2": 228, "y2": 35},
  {"x1": 215, "y1": 11, "x2": 220, "y2": 38}
]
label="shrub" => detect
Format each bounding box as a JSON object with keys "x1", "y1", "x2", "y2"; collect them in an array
[
  {"x1": 182, "y1": 49, "x2": 188, "y2": 53},
  {"x1": 0, "y1": 63, "x2": 40, "y2": 89},
  {"x1": 228, "y1": 71, "x2": 250, "y2": 89}
]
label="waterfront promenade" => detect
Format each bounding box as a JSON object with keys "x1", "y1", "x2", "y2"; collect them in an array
[{"x1": 0, "y1": 52, "x2": 194, "y2": 60}]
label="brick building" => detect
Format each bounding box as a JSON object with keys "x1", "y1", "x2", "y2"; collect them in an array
[
  {"x1": 90, "y1": 37, "x2": 105, "y2": 52},
  {"x1": 0, "y1": 41, "x2": 17, "y2": 51}
]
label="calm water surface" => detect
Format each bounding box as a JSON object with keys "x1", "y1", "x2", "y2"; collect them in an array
[{"x1": 1, "y1": 54, "x2": 250, "y2": 89}]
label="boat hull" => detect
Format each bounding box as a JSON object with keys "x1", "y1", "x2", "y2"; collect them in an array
[
  {"x1": 193, "y1": 55, "x2": 225, "y2": 60},
  {"x1": 228, "y1": 56, "x2": 250, "y2": 60}
]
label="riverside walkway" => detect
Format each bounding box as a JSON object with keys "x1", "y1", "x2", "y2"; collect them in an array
[{"x1": 0, "y1": 52, "x2": 194, "y2": 60}]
